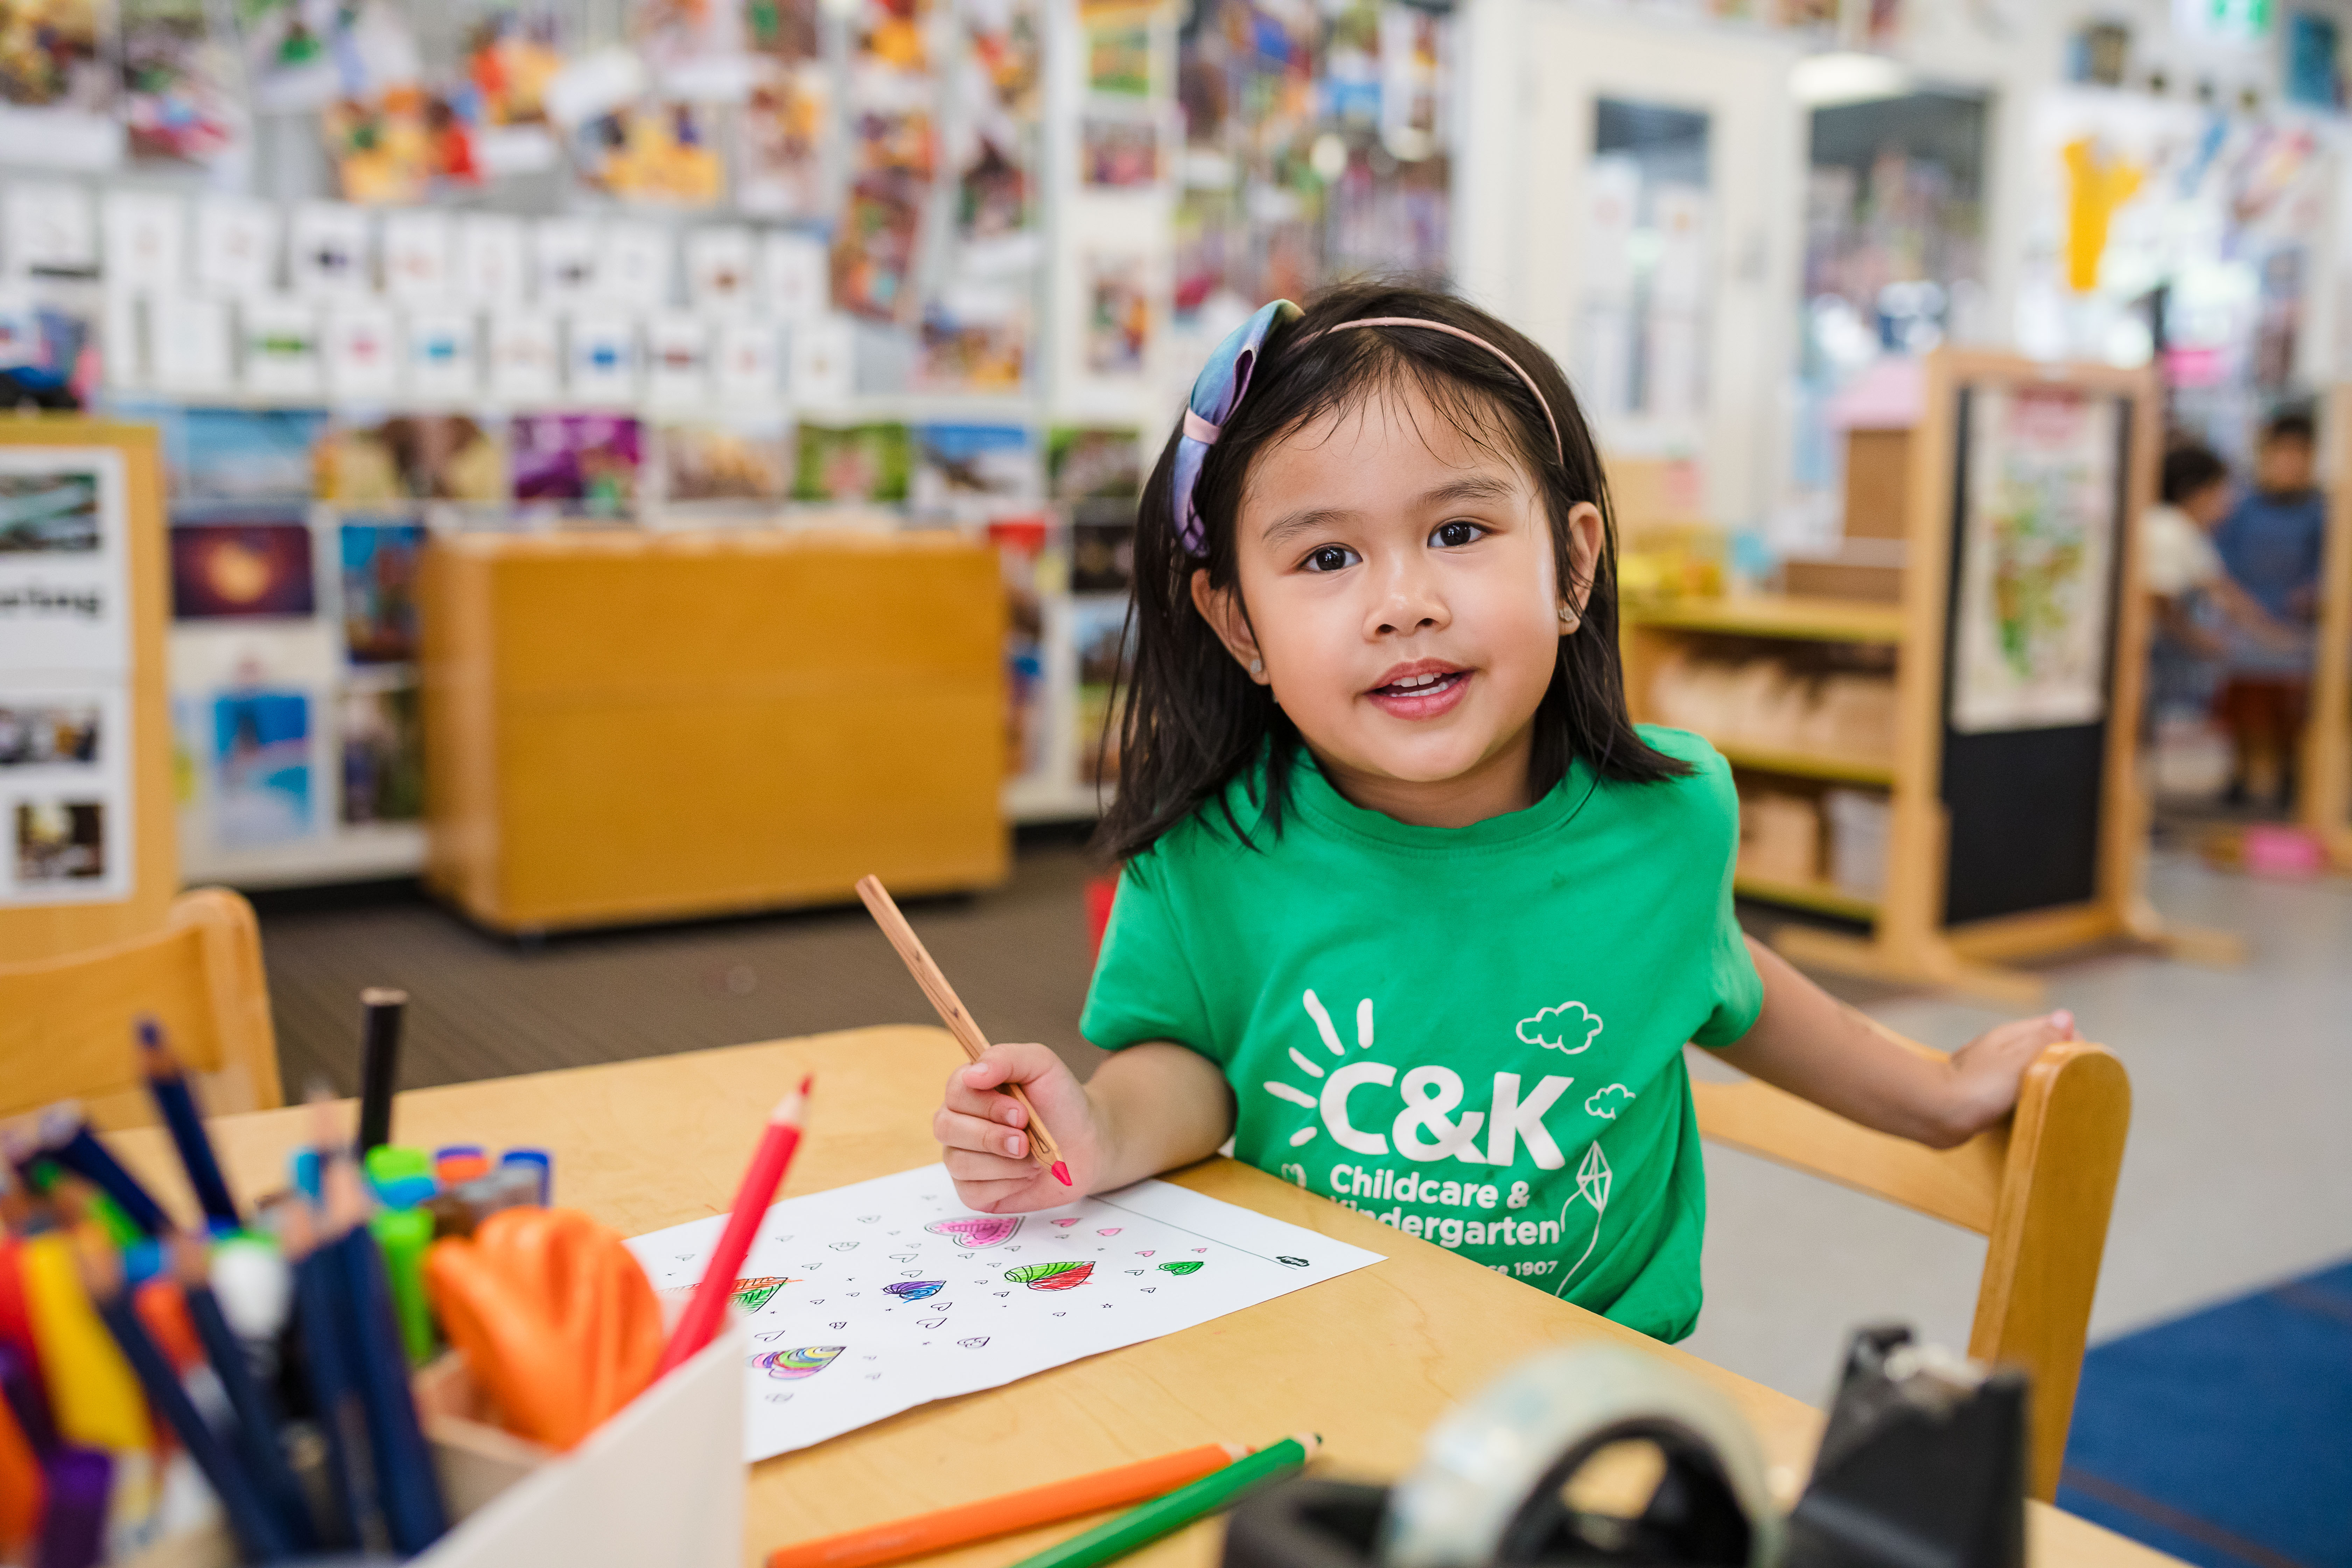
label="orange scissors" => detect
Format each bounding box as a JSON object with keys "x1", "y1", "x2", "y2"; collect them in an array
[{"x1": 423, "y1": 1207, "x2": 662, "y2": 1451}]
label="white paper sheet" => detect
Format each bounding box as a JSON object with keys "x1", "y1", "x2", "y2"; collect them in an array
[{"x1": 627, "y1": 1164, "x2": 1384, "y2": 1461}]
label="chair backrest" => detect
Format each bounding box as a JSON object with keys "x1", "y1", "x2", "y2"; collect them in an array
[
  {"x1": 0, "y1": 889, "x2": 283, "y2": 1133},
  {"x1": 1693, "y1": 1037, "x2": 2130, "y2": 1503}
]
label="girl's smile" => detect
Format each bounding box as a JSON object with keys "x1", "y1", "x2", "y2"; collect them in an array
[{"x1": 1366, "y1": 659, "x2": 1474, "y2": 720}]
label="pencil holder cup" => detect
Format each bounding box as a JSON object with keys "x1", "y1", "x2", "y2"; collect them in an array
[{"x1": 121, "y1": 1322, "x2": 745, "y2": 1568}]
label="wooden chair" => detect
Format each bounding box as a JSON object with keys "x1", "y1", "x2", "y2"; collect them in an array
[
  {"x1": 0, "y1": 889, "x2": 283, "y2": 1133},
  {"x1": 1694, "y1": 1034, "x2": 2130, "y2": 1502}
]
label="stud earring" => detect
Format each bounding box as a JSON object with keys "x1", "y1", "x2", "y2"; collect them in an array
[{"x1": 1250, "y1": 658, "x2": 1264, "y2": 676}]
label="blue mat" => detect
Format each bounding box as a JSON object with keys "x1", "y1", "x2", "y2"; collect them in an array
[{"x1": 2059, "y1": 1259, "x2": 2352, "y2": 1568}]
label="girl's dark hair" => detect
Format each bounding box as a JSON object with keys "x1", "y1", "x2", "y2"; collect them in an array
[{"x1": 1094, "y1": 280, "x2": 1689, "y2": 863}]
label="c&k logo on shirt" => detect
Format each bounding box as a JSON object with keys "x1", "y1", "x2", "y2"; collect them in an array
[{"x1": 1257, "y1": 990, "x2": 1618, "y2": 1170}]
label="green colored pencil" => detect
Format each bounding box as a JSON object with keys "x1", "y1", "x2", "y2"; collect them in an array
[{"x1": 1004, "y1": 1433, "x2": 1320, "y2": 1568}]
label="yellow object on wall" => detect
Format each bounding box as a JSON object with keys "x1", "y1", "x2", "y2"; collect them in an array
[{"x1": 2062, "y1": 136, "x2": 2145, "y2": 293}]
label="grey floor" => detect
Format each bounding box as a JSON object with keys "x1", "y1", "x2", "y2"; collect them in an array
[{"x1": 257, "y1": 845, "x2": 2352, "y2": 1409}]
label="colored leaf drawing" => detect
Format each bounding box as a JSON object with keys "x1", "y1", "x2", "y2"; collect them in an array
[
  {"x1": 927, "y1": 1216, "x2": 1023, "y2": 1248},
  {"x1": 731, "y1": 1276, "x2": 791, "y2": 1312},
  {"x1": 1157, "y1": 1260, "x2": 1203, "y2": 1276},
  {"x1": 883, "y1": 1280, "x2": 944, "y2": 1302},
  {"x1": 756, "y1": 1345, "x2": 843, "y2": 1381},
  {"x1": 1005, "y1": 1261, "x2": 1094, "y2": 1291}
]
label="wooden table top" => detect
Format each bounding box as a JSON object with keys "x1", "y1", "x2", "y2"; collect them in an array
[{"x1": 105, "y1": 1026, "x2": 2171, "y2": 1568}]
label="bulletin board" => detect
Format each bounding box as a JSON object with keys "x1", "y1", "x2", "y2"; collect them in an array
[
  {"x1": 1938, "y1": 380, "x2": 2136, "y2": 925},
  {"x1": 0, "y1": 419, "x2": 178, "y2": 960}
]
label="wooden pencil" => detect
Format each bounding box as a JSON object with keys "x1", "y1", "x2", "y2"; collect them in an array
[
  {"x1": 767, "y1": 1442, "x2": 1248, "y2": 1568},
  {"x1": 853, "y1": 875, "x2": 1072, "y2": 1187}
]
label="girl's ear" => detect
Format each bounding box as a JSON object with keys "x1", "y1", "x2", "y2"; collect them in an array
[
  {"x1": 1562, "y1": 501, "x2": 1604, "y2": 621},
  {"x1": 1190, "y1": 568, "x2": 1270, "y2": 683}
]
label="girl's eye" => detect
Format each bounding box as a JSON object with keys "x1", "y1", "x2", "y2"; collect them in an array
[
  {"x1": 1432, "y1": 520, "x2": 1486, "y2": 549},
  {"x1": 1301, "y1": 544, "x2": 1360, "y2": 573}
]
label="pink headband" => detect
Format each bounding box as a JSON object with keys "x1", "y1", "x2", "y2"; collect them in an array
[
  {"x1": 1172, "y1": 307, "x2": 1564, "y2": 557},
  {"x1": 1305, "y1": 317, "x2": 1565, "y2": 463}
]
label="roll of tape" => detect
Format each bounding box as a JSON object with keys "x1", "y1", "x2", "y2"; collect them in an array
[{"x1": 1378, "y1": 1343, "x2": 1782, "y2": 1568}]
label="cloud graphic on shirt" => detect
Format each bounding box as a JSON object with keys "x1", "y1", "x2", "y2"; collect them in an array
[
  {"x1": 1584, "y1": 1084, "x2": 1637, "y2": 1120},
  {"x1": 1517, "y1": 1001, "x2": 1602, "y2": 1055}
]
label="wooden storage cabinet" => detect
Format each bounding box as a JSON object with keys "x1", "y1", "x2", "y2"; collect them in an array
[{"x1": 420, "y1": 531, "x2": 1008, "y2": 934}]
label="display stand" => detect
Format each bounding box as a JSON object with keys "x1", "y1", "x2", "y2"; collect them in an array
[
  {"x1": 418, "y1": 528, "x2": 1007, "y2": 935},
  {"x1": 2302, "y1": 387, "x2": 2352, "y2": 870},
  {"x1": 0, "y1": 418, "x2": 178, "y2": 962},
  {"x1": 1626, "y1": 350, "x2": 2231, "y2": 1005}
]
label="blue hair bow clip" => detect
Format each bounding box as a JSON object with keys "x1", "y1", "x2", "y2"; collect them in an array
[{"x1": 1171, "y1": 299, "x2": 1299, "y2": 556}]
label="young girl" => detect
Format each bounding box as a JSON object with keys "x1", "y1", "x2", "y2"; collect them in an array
[{"x1": 934, "y1": 284, "x2": 2078, "y2": 1342}]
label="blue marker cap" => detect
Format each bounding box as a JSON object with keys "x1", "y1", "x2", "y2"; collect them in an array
[
  {"x1": 291, "y1": 1147, "x2": 322, "y2": 1202},
  {"x1": 120, "y1": 1238, "x2": 166, "y2": 1286},
  {"x1": 499, "y1": 1149, "x2": 551, "y2": 1206}
]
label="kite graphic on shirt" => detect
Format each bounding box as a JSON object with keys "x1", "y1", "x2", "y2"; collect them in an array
[{"x1": 1553, "y1": 1141, "x2": 1612, "y2": 1296}]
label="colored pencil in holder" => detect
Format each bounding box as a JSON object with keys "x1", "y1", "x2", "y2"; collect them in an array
[
  {"x1": 768, "y1": 1441, "x2": 1251, "y2": 1568},
  {"x1": 136, "y1": 1018, "x2": 243, "y2": 1232},
  {"x1": 357, "y1": 989, "x2": 409, "y2": 1154},
  {"x1": 274, "y1": 1197, "x2": 376, "y2": 1553},
  {"x1": 321, "y1": 1130, "x2": 448, "y2": 1555},
  {"x1": 79, "y1": 1230, "x2": 296, "y2": 1563},
  {"x1": 35, "y1": 1446, "x2": 111, "y2": 1568},
  {"x1": 174, "y1": 1238, "x2": 319, "y2": 1550},
  {"x1": 656, "y1": 1077, "x2": 810, "y2": 1378},
  {"x1": 37, "y1": 1109, "x2": 171, "y2": 1238}
]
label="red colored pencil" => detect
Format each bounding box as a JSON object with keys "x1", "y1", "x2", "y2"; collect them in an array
[{"x1": 657, "y1": 1077, "x2": 811, "y2": 1376}]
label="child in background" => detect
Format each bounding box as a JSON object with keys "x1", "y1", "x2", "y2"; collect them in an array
[
  {"x1": 930, "y1": 284, "x2": 2075, "y2": 1342},
  {"x1": 2213, "y1": 411, "x2": 2326, "y2": 807},
  {"x1": 2143, "y1": 443, "x2": 2298, "y2": 721}
]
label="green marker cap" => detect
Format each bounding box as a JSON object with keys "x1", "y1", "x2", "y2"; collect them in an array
[{"x1": 1007, "y1": 1434, "x2": 1321, "y2": 1568}]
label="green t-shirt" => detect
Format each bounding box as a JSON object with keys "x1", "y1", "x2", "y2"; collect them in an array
[{"x1": 1079, "y1": 727, "x2": 1762, "y2": 1342}]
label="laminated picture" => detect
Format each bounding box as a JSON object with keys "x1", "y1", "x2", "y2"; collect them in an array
[
  {"x1": 1046, "y1": 426, "x2": 1141, "y2": 502},
  {"x1": 911, "y1": 423, "x2": 1037, "y2": 518},
  {"x1": 853, "y1": 100, "x2": 935, "y2": 180},
  {"x1": 955, "y1": 132, "x2": 1025, "y2": 239},
  {"x1": 211, "y1": 688, "x2": 312, "y2": 846},
  {"x1": 959, "y1": 0, "x2": 1038, "y2": 121},
  {"x1": 238, "y1": 0, "x2": 340, "y2": 110},
  {"x1": 917, "y1": 299, "x2": 1025, "y2": 393},
  {"x1": 832, "y1": 175, "x2": 923, "y2": 322},
  {"x1": 0, "y1": 701, "x2": 99, "y2": 765},
  {"x1": 456, "y1": 2, "x2": 562, "y2": 132},
  {"x1": 986, "y1": 517, "x2": 1050, "y2": 780},
  {"x1": 792, "y1": 422, "x2": 911, "y2": 504},
  {"x1": 320, "y1": 414, "x2": 505, "y2": 503},
  {"x1": 0, "y1": 470, "x2": 100, "y2": 552},
  {"x1": 324, "y1": 84, "x2": 485, "y2": 203},
  {"x1": 657, "y1": 421, "x2": 790, "y2": 505},
  {"x1": 737, "y1": 62, "x2": 830, "y2": 218},
  {"x1": 16, "y1": 800, "x2": 105, "y2": 883},
  {"x1": 170, "y1": 516, "x2": 317, "y2": 619},
  {"x1": 854, "y1": 0, "x2": 929, "y2": 76},
  {"x1": 1072, "y1": 595, "x2": 1133, "y2": 786},
  {"x1": 341, "y1": 683, "x2": 421, "y2": 823},
  {"x1": 1084, "y1": 254, "x2": 1150, "y2": 376},
  {"x1": 339, "y1": 519, "x2": 425, "y2": 663},
  {"x1": 569, "y1": 98, "x2": 724, "y2": 206},
  {"x1": 629, "y1": 0, "x2": 740, "y2": 77},
  {"x1": 1081, "y1": 114, "x2": 1156, "y2": 188},
  {"x1": 120, "y1": 0, "x2": 248, "y2": 167},
  {"x1": 749, "y1": 0, "x2": 820, "y2": 62},
  {"x1": 1085, "y1": 22, "x2": 1149, "y2": 97},
  {"x1": 0, "y1": 0, "x2": 113, "y2": 113},
  {"x1": 511, "y1": 412, "x2": 642, "y2": 513},
  {"x1": 1071, "y1": 516, "x2": 1133, "y2": 595},
  {"x1": 158, "y1": 406, "x2": 329, "y2": 503}
]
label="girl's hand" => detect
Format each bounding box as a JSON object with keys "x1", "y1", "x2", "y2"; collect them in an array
[
  {"x1": 1932, "y1": 1009, "x2": 2081, "y2": 1146},
  {"x1": 934, "y1": 1044, "x2": 1106, "y2": 1213}
]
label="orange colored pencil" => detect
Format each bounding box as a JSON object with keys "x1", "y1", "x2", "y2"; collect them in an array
[
  {"x1": 854, "y1": 874, "x2": 1072, "y2": 1188},
  {"x1": 766, "y1": 1442, "x2": 1248, "y2": 1568}
]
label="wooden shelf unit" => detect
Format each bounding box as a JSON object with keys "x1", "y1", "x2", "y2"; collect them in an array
[
  {"x1": 2304, "y1": 388, "x2": 2352, "y2": 870},
  {"x1": 1626, "y1": 351, "x2": 2226, "y2": 1004}
]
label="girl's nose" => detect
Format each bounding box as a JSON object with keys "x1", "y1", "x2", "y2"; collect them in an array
[{"x1": 1368, "y1": 561, "x2": 1448, "y2": 637}]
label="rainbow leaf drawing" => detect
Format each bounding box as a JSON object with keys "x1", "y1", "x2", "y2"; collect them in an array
[
  {"x1": 731, "y1": 1276, "x2": 791, "y2": 1313},
  {"x1": 1157, "y1": 1260, "x2": 1203, "y2": 1276},
  {"x1": 1005, "y1": 1261, "x2": 1093, "y2": 1292},
  {"x1": 884, "y1": 1280, "x2": 945, "y2": 1302},
  {"x1": 756, "y1": 1345, "x2": 844, "y2": 1381},
  {"x1": 927, "y1": 1216, "x2": 1023, "y2": 1249}
]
